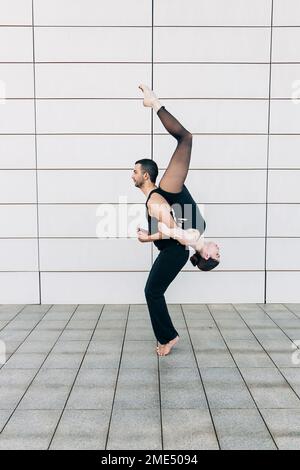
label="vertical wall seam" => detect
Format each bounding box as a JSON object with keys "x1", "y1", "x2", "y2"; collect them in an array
[
  {"x1": 264, "y1": 0, "x2": 274, "y2": 303},
  {"x1": 31, "y1": 0, "x2": 41, "y2": 304},
  {"x1": 151, "y1": 0, "x2": 154, "y2": 266}
]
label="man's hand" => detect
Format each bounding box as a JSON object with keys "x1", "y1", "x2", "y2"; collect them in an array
[{"x1": 137, "y1": 226, "x2": 150, "y2": 243}]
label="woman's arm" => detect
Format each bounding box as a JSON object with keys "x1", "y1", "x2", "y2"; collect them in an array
[{"x1": 158, "y1": 222, "x2": 205, "y2": 251}]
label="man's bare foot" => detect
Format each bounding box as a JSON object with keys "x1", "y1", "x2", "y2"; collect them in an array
[{"x1": 156, "y1": 335, "x2": 179, "y2": 356}]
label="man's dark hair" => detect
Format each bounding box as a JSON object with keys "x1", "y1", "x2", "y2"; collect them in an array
[
  {"x1": 190, "y1": 252, "x2": 219, "y2": 271},
  {"x1": 135, "y1": 158, "x2": 158, "y2": 183}
]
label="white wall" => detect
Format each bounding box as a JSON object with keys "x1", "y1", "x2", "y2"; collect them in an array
[{"x1": 0, "y1": 0, "x2": 299, "y2": 303}]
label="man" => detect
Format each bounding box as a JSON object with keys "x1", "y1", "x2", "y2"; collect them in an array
[{"x1": 132, "y1": 84, "x2": 220, "y2": 356}]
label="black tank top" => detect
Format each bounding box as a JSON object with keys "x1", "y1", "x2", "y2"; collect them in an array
[{"x1": 145, "y1": 184, "x2": 206, "y2": 251}]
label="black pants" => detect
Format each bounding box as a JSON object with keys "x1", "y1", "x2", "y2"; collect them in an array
[{"x1": 144, "y1": 243, "x2": 190, "y2": 344}]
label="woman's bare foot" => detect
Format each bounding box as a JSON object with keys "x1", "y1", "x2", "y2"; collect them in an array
[
  {"x1": 138, "y1": 84, "x2": 163, "y2": 113},
  {"x1": 156, "y1": 336, "x2": 179, "y2": 356},
  {"x1": 138, "y1": 84, "x2": 157, "y2": 107}
]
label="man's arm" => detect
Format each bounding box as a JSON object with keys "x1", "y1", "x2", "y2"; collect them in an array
[
  {"x1": 137, "y1": 227, "x2": 161, "y2": 243},
  {"x1": 137, "y1": 193, "x2": 178, "y2": 243}
]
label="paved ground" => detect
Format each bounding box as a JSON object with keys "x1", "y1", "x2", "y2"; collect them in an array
[{"x1": 0, "y1": 303, "x2": 300, "y2": 450}]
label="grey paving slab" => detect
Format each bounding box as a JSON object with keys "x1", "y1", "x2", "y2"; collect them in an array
[
  {"x1": 240, "y1": 367, "x2": 300, "y2": 409},
  {"x1": 81, "y1": 344, "x2": 122, "y2": 369},
  {"x1": 21, "y1": 305, "x2": 51, "y2": 314},
  {"x1": 0, "y1": 330, "x2": 30, "y2": 342},
  {"x1": 66, "y1": 320, "x2": 98, "y2": 330},
  {"x1": 66, "y1": 368, "x2": 118, "y2": 410},
  {"x1": 42, "y1": 312, "x2": 75, "y2": 321},
  {"x1": 250, "y1": 328, "x2": 289, "y2": 341},
  {"x1": 159, "y1": 344, "x2": 197, "y2": 370},
  {"x1": 185, "y1": 318, "x2": 216, "y2": 328},
  {"x1": 241, "y1": 316, "x2": 276, "y2": 325},
  {"x1": 35, "y1": 320, "x2": 69, "y2": 331},
  {"x1": 226, "y1": 339, "x2": 275, "y2": 368},
  {"x1": 0, "y1": 410, "x2": 12, "y2": 433},
  {"x1": 93, "y1": 328, "x2": 125, "y2": 341},
  {"x1": 3, "y1": 353, "x2": 47, "y2": 369},
  {"x1": 113, "y1": 368, "x2": 159, "y2": 410},
  {"x1": 282, "y1": 329, "x2": 300, "y2": 341},
  {"x1": 71, "y1": 311, "x2": 101, "y2": 320},
  {"x1": 260, "y1": 338, "x2": 296, "y2": 350},
  {"x1": 260, "y1": 409, "x2": 300, "y2": 450},
  {"x1": 98, "y1": 319, "x2": 128, "y2": 328},
  {"x1": 52, "y1": 340, "x2": 89, "y2": 354},
  {"x1": 3, "y1": 320, "x2": 40, "y2": 330},
  {"x1": 162, "y1": 409, "x2": 219, "y2": 450},
  {"x1": 87, "y1": 340, "x2": 123, "y2": 353},
  {"x1": 0, "y1": 341, "x2": 21, "y2": 356},
  {"x1": 101, "y1": 304, "x2": 129, "y2": 317},
  {"x1": 190, "y1": 331, "x2": 225, "y2": 345},
  {"x1": 42, "y1": 353, "x2": 84, "y2": 369},
  {"x1": 259, "y1": 304, "x2": 295, "y2": 319},
  {"x1": 0, "y1": 369, "x2": 37, "y2": 409},
  {"x1": 219, "y1": 328, "x2": 256, "y2": 341},
  {"x1": 120, "y1": 340, "x2": 157, "y2": 369},
  {"x1": 285, "y1": 304, "x2": 300, "y2": 315},
  {"x1": 200, "y1": 367, "x2": 256, "y2": 409},
  {"x1": 127, "y1": 313, "x2": 150, "y2": 322},
  {"x1": 18, "y1": 368, "x2": 77, "y2": 410},
  {"x1": 81, "y1": 350, "x2": 121, "y2": 369},
  {"x1": 15, "y1": 313, "x2": 50, "y2": 321},
  {"x1": 195, "y1": 350, "x2": 236, "y2": 368},
  {"x1": 160, "y1": 367, "x2": 207, "y2": 409},
  {"x1": 274, "y1": 312, "x2": 300, "y2": 328},
  {"x1": 213, "y1": 319, "x2": 247, "y2": 328},
  {"x1": 0, "y1": 410, "x2": 61, "y2": 450},
  {"x1": 50, "y1": 410, "x2": 110, "y2": 450},
  {"x1": 125, "y1": 327, "x2": 156, "y2": 341},
  {"x1": 209, "y1": 304, "x2": 236, "y2": 313},
  {"x1": 233, "y1": 304, "x2": 262, "y2": 313},
  {"x1": 26, "y1": 330, "x2": 62, "y2": 342},
  {"x1": 107, "y1": 409, "x2": 161, "y2": 450},
  {"x1": 280, "y1": 368, "x2": 300, "y2": 397},
  {"x1": 76, "y1": 304, "x2": 104, "y2": 312},
  {"x1": 0, "y1": 305, "x2": 25, "y2": 315},
  {"x1": 59, "y1": 329, "x2": 93, "y2": 341},
  {"x1": 211, "y1": 409, "x2": 276, "y2": 449},
  {"x1": 129, "y1": 303, "x2": 150, "y2": 312},
  {"x1": 16, "y1": 340, "x2": 57, "y2": 354},
  {"x1": 268, "y1": 350, "x2": 300, "y2": 368},
  {"x1": 182, "y1": 310, "x2": 212, "y2": 319}
]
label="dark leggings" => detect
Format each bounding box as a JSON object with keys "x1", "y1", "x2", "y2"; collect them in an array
[
  {"x1": 145, "y1": 106, "x2": 192, "y2": 344},
  {"x1": 157, "y1": 105, "x2": 192, "y2": 193},
  {"x1": 145, "y1": 243, "x2": 190, "y2": 344}
]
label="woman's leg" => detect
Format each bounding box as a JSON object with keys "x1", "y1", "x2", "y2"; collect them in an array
[
  {"x1": 139, "y1": 84, "x2": 193, "y2": 193},
  {"x1": 156, "y1": 106, "x2": 193, "y2": 193}
]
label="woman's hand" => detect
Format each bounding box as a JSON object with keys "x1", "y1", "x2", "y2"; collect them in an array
[{"x1": 137, "y1": 226, "x2": 150, "y2": 243}]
